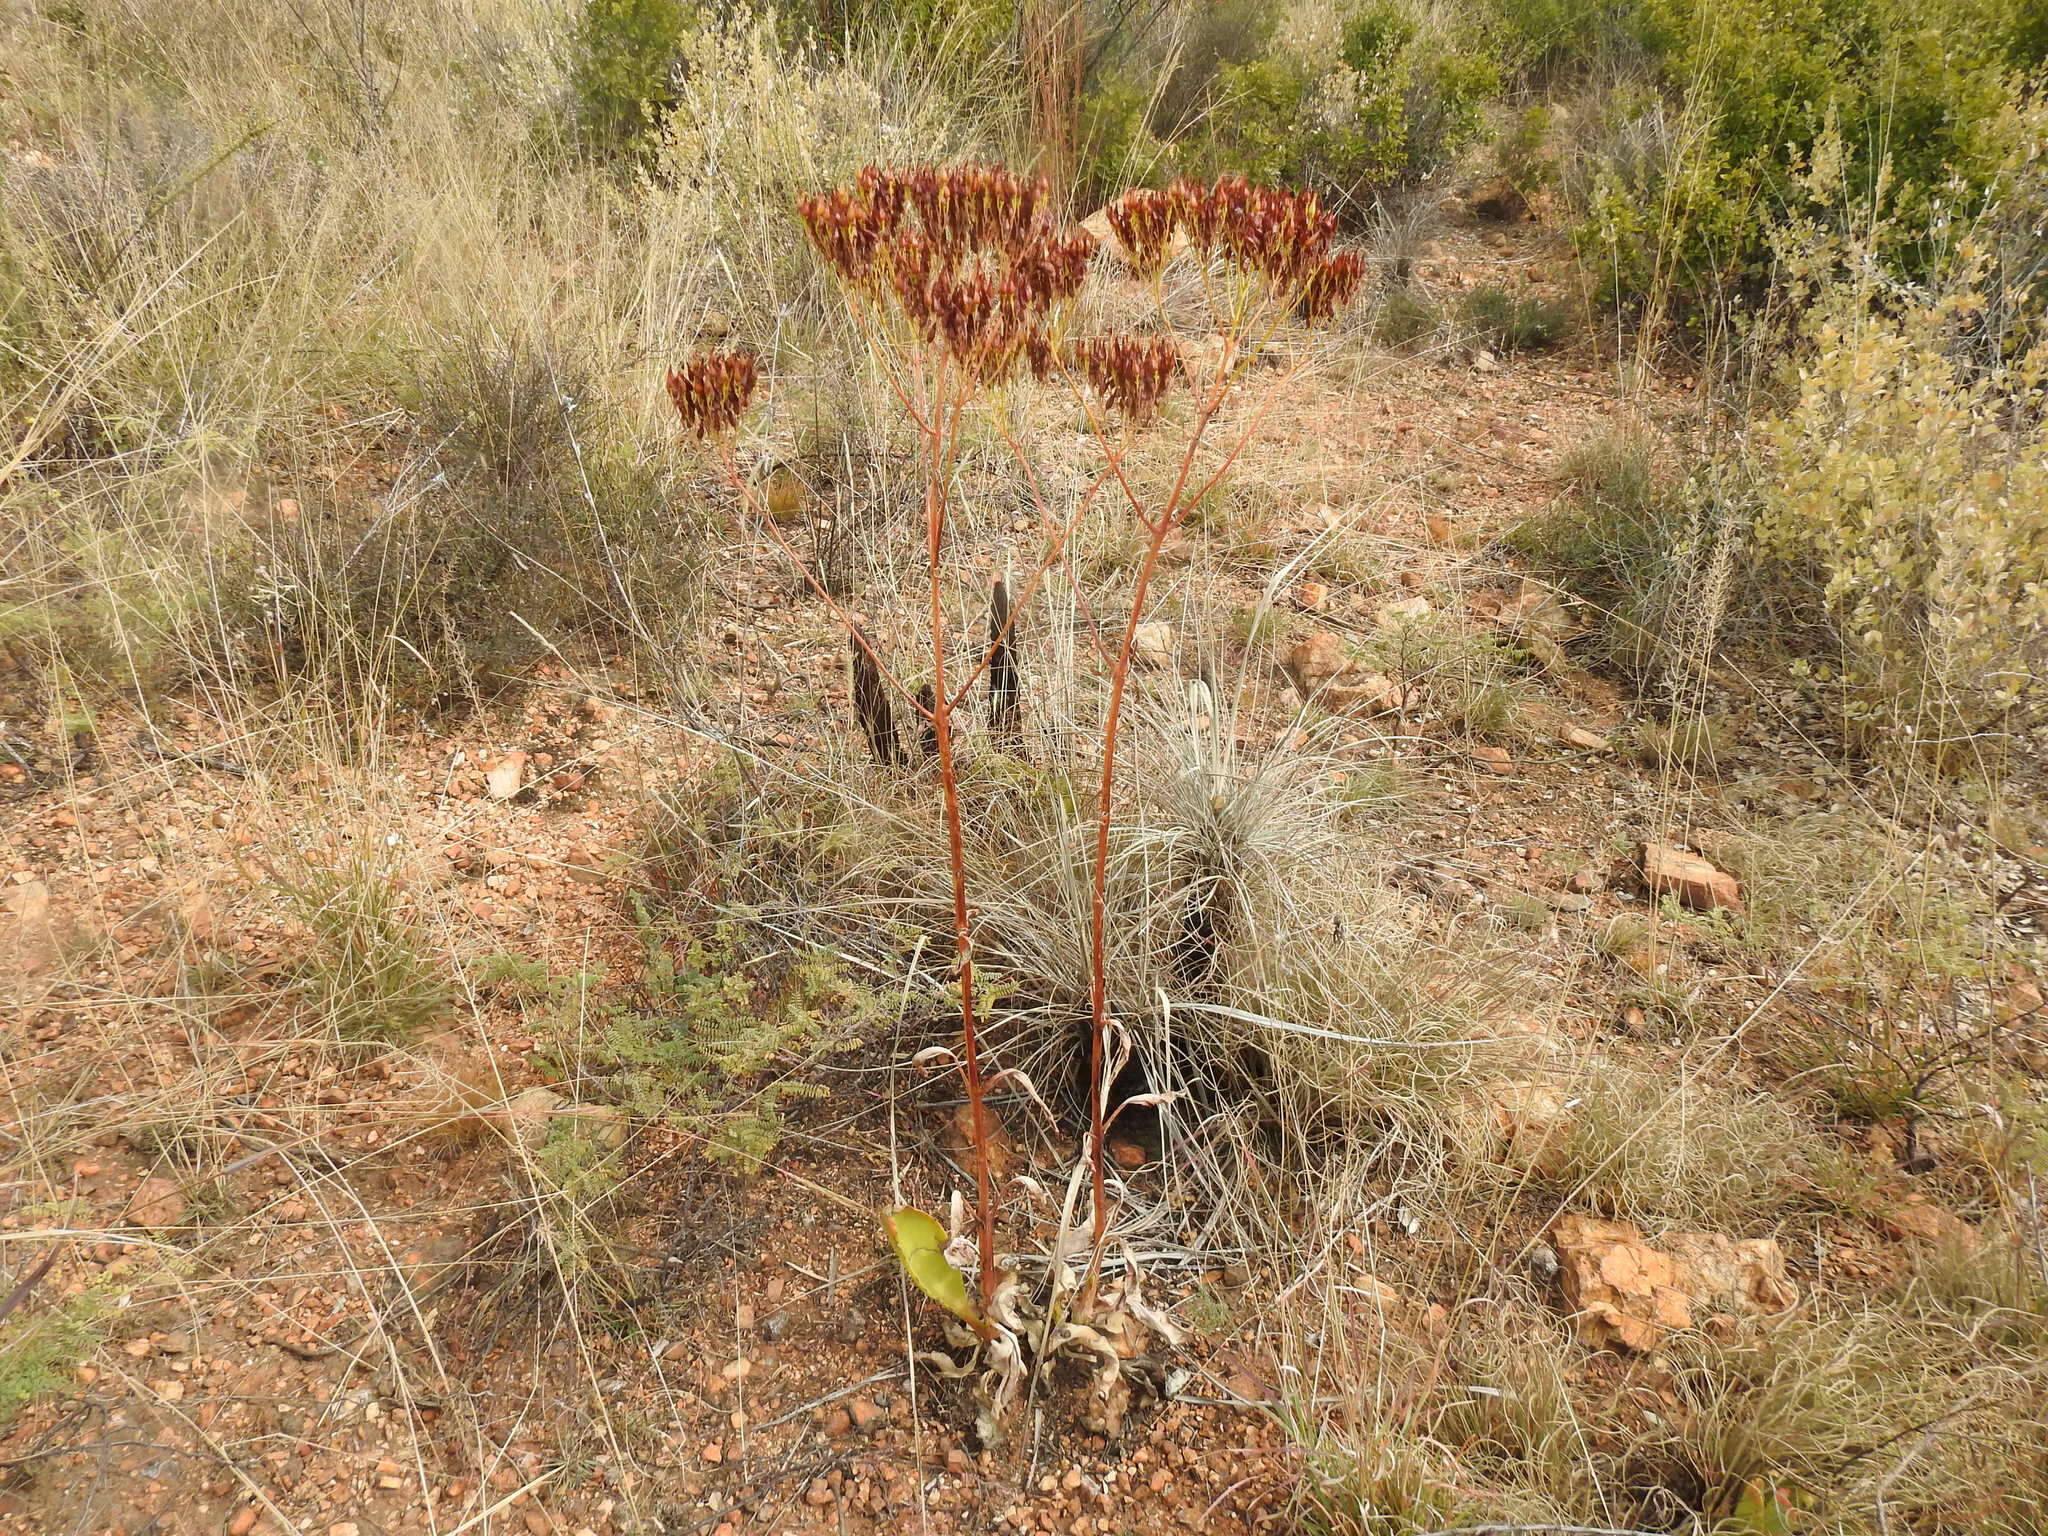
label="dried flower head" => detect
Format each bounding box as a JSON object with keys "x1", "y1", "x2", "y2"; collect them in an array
[
  {"x1": 802, "y1": 162, "x2": 1098, "y2": 385},
  {"x1": 1165, "y1": 175, "x2": 1338, "y2": 290},
  {"x1": 1072, "y1": 335, "x2": 1178, "y2": 421},
  {"x1": 665, "y1": 351, "x2": 759, "y2": 439},
  {"x1": 1297, "y1": 250, "x2": 1367, "y2": 324},
  {"x1": 1105, "y1": 188, "x2": 1178, "y2": 277},
  {"x1": 1166, "y1": 174, "x2": 1249, "y2": 256},
  {"x1": 903, "y1": 162, "x2": 1047, "y2": 258}
]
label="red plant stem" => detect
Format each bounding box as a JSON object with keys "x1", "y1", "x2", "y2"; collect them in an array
[
  {"x1": 1081, "y1": 371, "x2": 1232, "y2": 1286},
  {"x1": 922, "y1": 370, "x2": 1000, "y2": 1302}
]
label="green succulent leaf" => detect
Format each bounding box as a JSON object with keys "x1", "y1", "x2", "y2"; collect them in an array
[
  {"x1": 1728, "y1": 1479, "x2": 1798, "y2": 1535},
  {"x1": 882, "y1": 1206, "x2": 984, "y2": 1331}
]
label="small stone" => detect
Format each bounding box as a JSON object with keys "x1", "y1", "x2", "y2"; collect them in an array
[
  {"x1": 805, "y1": 1479, "x2": 835, "y2": 1508},
  {"x1": 124, "y1": 1176, "x2": 188, "y2": 1230},
  {"x1": 328, "y1": 1525, "x2": 359, "y2": 1536},
  {"x1": 522, "y1": 1510, "x2": 552, "y2": 1535},
  {"x1": 1550, "y1": 1214, "x2": 1792, "y2": 1352},
  {"x1": 823, "y1": 1407, "x2": 853, "y2": 1436},
  {"x1": 1471, "y1": 348, "x2": 1500, "y2": 373},
  {"x1": 849, "y1": 1396, "x2": 885, "y2": 1431},
  {"x1": 1560, "y1": 725, "x2": 1611, "y2": 752},
  {"x1": 1875, "y1": 1199, "x2": 1979, "y2": 1250},
  {"x1": 1375, "y1": 595, "x2": 1433, "y2": 626},
  {"x1": 700, "y1": 1442, "x2": 723, "y2": 1465},
  {"x1": 1638, "y1": 842, "x2": 1742, "y2": 914},
  {"x1": 1568, "y1": 869, "x2": 1605, "y2": 895},
  {"x1": 228, "y1": 1507, "x2": 260, "y2": 1536},
  {"x1": 1131, "y1": 622, "x2": 1177, "y2": 669},
  {"x1": 1286, "y1": 632, "x2": 1352, "y2": 699},
  {"x1": 484, "y1": 753, "x2": 530, "y2": 800},
  {"x1": 501, "y1": 1086, "x2": 566, "y2": 1147},
  {"x1": 3, "y1": 877, "x2": 61, "y2": 980},
  {"x1": 1471, "y1": 745, "x2": 1512, "y2": 775}
]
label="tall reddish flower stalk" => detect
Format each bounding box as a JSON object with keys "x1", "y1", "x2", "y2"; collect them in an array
[
  {"x1": 799, "y1": 163, "x2": 1093, "y2": 1304},
  {"x1": 1071, "y1": 179, "x2": 1363, "y2": 1290},
  {"x1": 670, "y1": 164, "x2": 1366, "y2": 1320}
]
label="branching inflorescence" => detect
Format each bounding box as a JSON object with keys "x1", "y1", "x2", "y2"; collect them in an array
[
  {"x1": 798, "y1": 163, "x2": 1093, "y2": 390},
  {"x1": 664, "y1": 350, "x2": 760, "y2": 439},
  {"x1": 667, "y1": 164, "x2": 1367, "y2": 1358}
]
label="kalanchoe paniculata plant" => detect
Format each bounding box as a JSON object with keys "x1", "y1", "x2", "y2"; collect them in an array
[
  {"x1": 663, "y1": 350, "x2": 760, "y2": 439},
  {"x1": 667, "y1": 163, "x2": 1366, "y2": 1444}
]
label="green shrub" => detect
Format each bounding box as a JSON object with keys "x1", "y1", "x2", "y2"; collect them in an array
[
  {"x1": 542, "y1": 903, "x2": 882, "y2": 1165},
  {"x1": 1542, "y1": 0, "x2": 2039, "y2": 316},
  {"x1": 1754, "y1": 155, "x2": 2048, "y2": 754},
  {"x1": 1101, "y1": 0, "x2": 1500, "y2": 219},
  {"x1": 0, "y1": 1274, "x2": 110, "y2": 1430},
  {"x1": 1459, "y1": 284, "x2": 1571, "y2": 352},
  {"x1": 570, "y1": 0, "x2": 696, "y2": 157},
  {"x1": 1373, "y1": 287, "x2": 1441, "y2": 348},
  {"x1": 1489, "y1": 102, "x2": 1557, "y2": 205}
]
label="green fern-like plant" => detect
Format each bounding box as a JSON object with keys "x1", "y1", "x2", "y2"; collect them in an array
[
  {"x1": 544, "y1": 904, "x2": 880, "y2": 1164},
  {"x1": 0, "y1": 1274, "x2": 111, "y2": 1430}
]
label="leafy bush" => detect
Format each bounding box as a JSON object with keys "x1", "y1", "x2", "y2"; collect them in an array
[
  {"x1": 1081, "y1": 0, "x2": 1499, "y2": 218},
  {"x1": 1191, "y1": 4, "x2": 1499, "y2": 215},
  {"x1": 1459, "y1": 283, "x2": 1571, "y2": 351},
  {"x1": 1754, "y1": 157, "x2": 2048, "y2": 754},
  {"x1": 1372, "y1": 286, "x2": 1442, "y2": 347},
  {"x1": 0, "y1": 1272, "x2": 110, "y2": 1431},
  {"x1": 1526, "y1": 0, "x2": 2041, "y2": 315},
  {"x1": 542, "y1": 903, "x2": 882, "y2": 1164},
  {"x1": 569, "y1": 0, "x2": 696, "y2": 157}
]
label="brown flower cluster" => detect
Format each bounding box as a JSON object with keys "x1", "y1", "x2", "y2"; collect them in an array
[
  {"x1": 1100, "y1": 175, "x2": 1363, "y2": 307},
  {"x1": 798, "y1": 162, "x2": 1095, "y2": 384},
  {"x1": 665, "y1": 350, "x2": 759, "y2": 439},
  {"x1": 1296, "y1": 249, "x2": 1366, "y2": 323},
  {"x1": 1104, "y1": 188, "x2": 1177, "y2": 277},
  {"x1": 1071, "y1": 335, "x2": 1178, "y2": 422}
]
